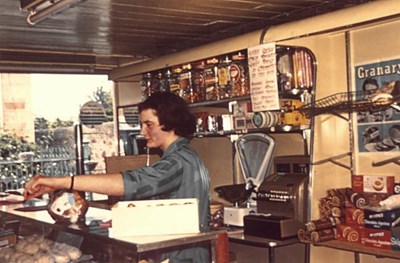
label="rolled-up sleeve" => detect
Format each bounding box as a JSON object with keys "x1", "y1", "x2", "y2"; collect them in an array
[{"x1": 121, "y1": 158, "x2": 183, "y2": 200}]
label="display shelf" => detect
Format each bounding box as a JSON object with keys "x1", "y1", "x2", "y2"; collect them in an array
[
  {"x1": 194, "y1": 126, "x2": 307, "y2": 138},
  {"x1": 300, "y1": 90, "x2": 399, "y2": 118},
  {"x1": 188, "y1": 95, "x2": 251, "y2": 108},
  {"x1": 306, "y1": 240, "x2": 400, "y2": 261}
]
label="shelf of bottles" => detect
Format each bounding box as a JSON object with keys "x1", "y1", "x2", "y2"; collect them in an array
[{"x1": 137, "y1": 45, "x2": 316, "y2": 136}]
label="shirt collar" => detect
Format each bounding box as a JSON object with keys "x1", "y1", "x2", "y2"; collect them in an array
[{"x1": 162, "y1": 137, "x2": 189, "y2": 156}]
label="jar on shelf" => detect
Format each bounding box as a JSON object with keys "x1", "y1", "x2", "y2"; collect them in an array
[
  {"x1": 230, "y1": 52, "x2": 249, "y2": 97},
  {"x1": 203, "y1": 58, "x2": 219, "y2": 101},
  {"x1": 151, "y1": 71, "x2": 162, "y2": 93},
  {"x1": 217, "y1": 55, "x2": 232, "y2": 100},
  {"x1": 277, "y1": 51, "x2": 294, "y2": 92},
  {"x1": 164, "y1": 69, "x2": 174, "y2": 92},
  {"x1": 140, "y1": 72, "x2": 152, "y2": 101},
  {"x1": 169, "y1": 66, "x2": 181, "y2": 97},
  {"x1": 192, "y1": 60, "x2": 206, "y2": 102},
  {"x1": 180, "y1": 63, "x2": 198, "y2": 103},
  {"x1": 291, "y1": 49, "x2": 314, "y2": 89}
]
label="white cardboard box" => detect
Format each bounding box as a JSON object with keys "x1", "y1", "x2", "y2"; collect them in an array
[{"x1": 110, "y1": 198, "x2": 200, "y2": 237}]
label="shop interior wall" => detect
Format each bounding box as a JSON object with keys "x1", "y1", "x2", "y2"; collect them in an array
[
  {"x1": 275, "y1": 18, "x2": 400, "y2": 263},
  {"x1": 351, "y1": 19, "x2": 400, "y2": 177},
  {"x1": 115, "y1": 81, "x2": 141, "y2": 107}
]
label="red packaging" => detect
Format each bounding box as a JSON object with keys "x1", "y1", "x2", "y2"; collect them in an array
[
  {"x1": 352, "y1": 175, "x2": 394, "y2": 194},
  {"x1": 345, "y1": 207, "x2": 364, "y2": 226},
  {"x1": 336, "y1": 224, "x2": 363, "y2": 243},
  {"x1": 362, "y1": 228, "x2": 391, "y2": 250}
]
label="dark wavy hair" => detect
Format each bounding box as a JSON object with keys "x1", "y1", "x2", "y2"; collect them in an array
[{"x1": 138, "y1": 92, "x2": 196, "y2": 138}]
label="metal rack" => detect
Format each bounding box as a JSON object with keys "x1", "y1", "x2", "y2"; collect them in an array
[{"x1": 299, "y1": 91, "x2": 399, "y2": 118}]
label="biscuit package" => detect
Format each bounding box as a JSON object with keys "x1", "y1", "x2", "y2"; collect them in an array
[{"x1": 352, "y1": 175, "x2": 395, "y2": 194}]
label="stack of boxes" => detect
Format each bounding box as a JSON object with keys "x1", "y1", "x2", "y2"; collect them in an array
[
  {"x1": 338, "y1": 175, "x2": 400, "y2": 251},
  {"x1": 300, "y1": 174, "x2": 400, "y2": 252}
]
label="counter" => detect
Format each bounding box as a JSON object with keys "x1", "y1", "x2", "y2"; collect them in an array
[
  {"x1": 0, "y1": 197, "x2": 228, "y2": 262},
  {"x1": 306, "y1": 240, "x2": 400, "y2": 263},
  {"x1": 228, "y1": 231, "x2": 307, "y2": 263}
]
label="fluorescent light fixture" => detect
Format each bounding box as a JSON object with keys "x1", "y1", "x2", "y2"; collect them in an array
[{"x1": 22, "y1": 0, "x2": 86, "y2": 25}]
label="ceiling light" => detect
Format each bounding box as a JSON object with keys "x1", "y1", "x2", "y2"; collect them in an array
[{"x1": 20, "y1": 0, "x2": 86, "y2": 26}]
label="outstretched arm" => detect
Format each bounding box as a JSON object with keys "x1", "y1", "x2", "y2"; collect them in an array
[{"x1": 24, "y1": 173, "x2": 124, "y2": 200}]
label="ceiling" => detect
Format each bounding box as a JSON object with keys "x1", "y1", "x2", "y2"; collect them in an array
[{"x1": 0, "y1": 0, "x2": 374, "y2": 75}]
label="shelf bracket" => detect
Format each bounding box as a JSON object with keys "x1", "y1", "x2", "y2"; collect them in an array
[
  {"x1": 330, "y1": 111, "x2": 349, "y2": 121},
  {"x1": 312, "y1": 152, "x2": 351, "y2": 170},
  {"x1": 372, "y1": 155, "x2": 400, "y2": 167}
]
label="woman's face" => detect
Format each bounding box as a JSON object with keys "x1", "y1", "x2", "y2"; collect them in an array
[{"x1": 139, "y1": 108, "x2": 171, "y2": 151}]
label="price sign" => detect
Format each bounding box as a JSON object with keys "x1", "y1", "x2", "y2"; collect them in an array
[{"x1": 247, "y1": 43, "x2": 280, "y2": 112}]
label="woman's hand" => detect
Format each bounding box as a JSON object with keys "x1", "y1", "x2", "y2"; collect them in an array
[{"x1": 23, "y1": 175, "x2": 58, "y2": 200}]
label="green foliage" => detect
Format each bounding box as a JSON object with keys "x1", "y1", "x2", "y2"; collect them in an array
[
  {"x1": 0, "y1": 134, "x2": 37, "y2": 161},
  {"x1": 89, "y1": 86, "x2": 114, "y2": 121},
  {"x1": 34, "y1": 117, "x2": 49, "y2": 130},
  {"x1": 49, "y1": 118, "x2": 74, "y2": 129},
  {"x1": 34, "y1": 117, "x2": 74, "y2": 147}
]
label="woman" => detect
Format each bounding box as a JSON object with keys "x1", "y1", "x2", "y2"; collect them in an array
[{"x1": 24, "y1": 92, "x2": 211, "y2": 263}]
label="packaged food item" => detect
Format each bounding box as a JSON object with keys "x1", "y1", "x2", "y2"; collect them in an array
[
  {"x1": 158, "y1": 70, "x2": 170, "y2": 92},
  {"x1": 203, "y1": 58, "x2": 219, "y2": 101},
  {"x1": 362, "y1": 228, "x2": 392, "y2": 250},
  {"x1": 180, "y1": 63, "x2": 196, "y2": 102},
  {"x1": 352, "y1": 175, "x2": 395, "y2": 194},
  {"x1": 230, "y1": 52, "x2": 249, "y2": 97},
  {"x1": 217, "y1": 55, "x2": 232, "y2": 99},
  {"x1": 192, "y1": 60, "x2": 206, "y2": 101},
  {"x1": 169, "y1": 66, "x2": 182, "y2": 97},
  {"x1": 336, "y1": 224, "x2": 363, "y2": 243},
  {"x1": 364, "y1": 207, "x2": 400, "y2": 230},
  {"x1": 48, "y1": 190, "x2": 88, "y2": 224},
  {"x1": 140, "y1": 72, "x2": 152, "y2": 101}
]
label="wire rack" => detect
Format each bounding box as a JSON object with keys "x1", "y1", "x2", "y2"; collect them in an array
[{"x1": 299, "y1": 91, "x2": 396, "y2": 118}]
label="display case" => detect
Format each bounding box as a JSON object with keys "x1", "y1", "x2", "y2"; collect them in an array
[{"x1": 0, "y1": 202, "x2": 226, "y2": 263}]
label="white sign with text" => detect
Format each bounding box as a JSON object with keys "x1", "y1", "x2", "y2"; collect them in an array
[{"x1": 248, "y1": 43, "x2": 280, "y2": 112}]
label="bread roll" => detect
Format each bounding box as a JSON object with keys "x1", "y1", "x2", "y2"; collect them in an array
[
  {"x1": 65, "y1": 245, "x2": 82, "y2": 261},
  {"x1": 0, "y1": 247, "x2": 15, "y2": 261},
  {"x1": 39, "y1": 239, "x2": 54, "y2": 252},
  {"x1": 24, "y1": 242, "x2": 40, "y2": 255},
  {"x1": 52, "y1": 251, "x2": 70, "y2": 263},
  {"x1": 34, "y1": 253, "x2": 54, "y2": 263},
  {"x1": 15, "y1": 239, "x2": 28, "y2": 252}
]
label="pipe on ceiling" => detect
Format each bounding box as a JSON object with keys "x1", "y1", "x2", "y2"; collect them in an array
[{"x1": 110, "y1": 0, "x2": 400, "y2": 81}]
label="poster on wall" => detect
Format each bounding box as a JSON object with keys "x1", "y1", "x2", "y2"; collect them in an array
[
  {"x1": 247, "y1": 43, "x2": 280, "y2": 112},
  {"x1": 355, "y1": 58, "x2": 400, "y2": 153}
]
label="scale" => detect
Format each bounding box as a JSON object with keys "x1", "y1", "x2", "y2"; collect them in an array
[{"x1": 215, "y1": 133, "x2": 275, "y2": 226}]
